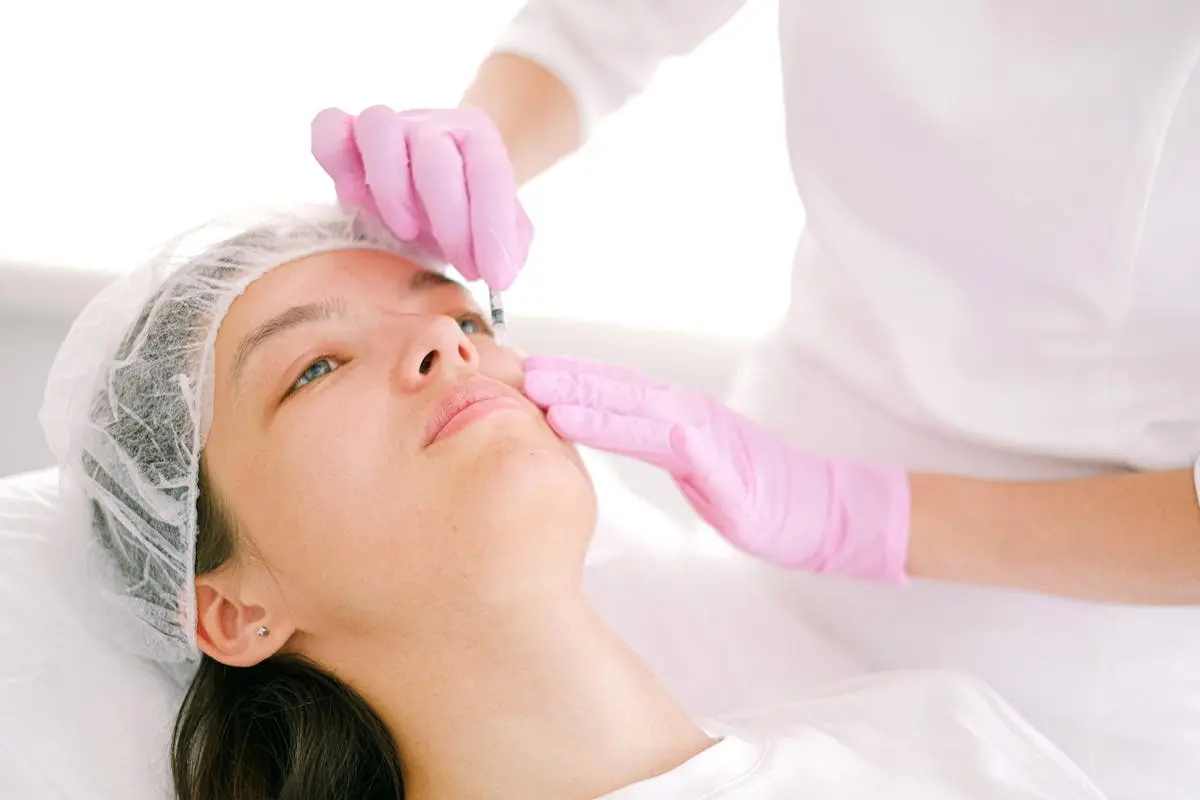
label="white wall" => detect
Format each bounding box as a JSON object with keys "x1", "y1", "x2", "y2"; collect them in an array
[
  {"x1": 0, "y1": 0, "x2": 797, "y2": 342},
  {"x1": 0, "y1": 264, "x2": 110, "y2": 476},
  {"x1": 0, "y1": 311, "x2": 70, "y2": 475}
]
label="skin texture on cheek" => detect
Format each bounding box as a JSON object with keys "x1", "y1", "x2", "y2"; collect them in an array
[{"x1": 473, "y1": 330, "x2": 526, "y2": 393}]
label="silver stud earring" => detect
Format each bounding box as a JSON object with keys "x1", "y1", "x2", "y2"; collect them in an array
[{"x1": 256, "y1": 625, "x2": 269, "y2": 638}]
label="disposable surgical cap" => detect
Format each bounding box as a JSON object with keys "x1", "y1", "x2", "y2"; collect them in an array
[{"x1": 39, "y1": 205, "x2": 431, "y2": 666}]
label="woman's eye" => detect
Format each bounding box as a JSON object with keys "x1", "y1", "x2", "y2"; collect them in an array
[
  {"x1": 288, "y1": 357, "x2": 342, "y2": 396},
  {"x1": 456, "y1": 314, "x2": 491, "y2": 337}
]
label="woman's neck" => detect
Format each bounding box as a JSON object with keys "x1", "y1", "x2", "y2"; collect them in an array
[{"x1": 334, "y1": 587, "x2": 714, "y2": 799}]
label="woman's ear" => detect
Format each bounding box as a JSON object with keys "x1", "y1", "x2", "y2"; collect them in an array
[{"x1": 194, "y1": 567, "x2": 294, "y2": 667}]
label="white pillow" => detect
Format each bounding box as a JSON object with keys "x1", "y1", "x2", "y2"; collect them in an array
[{"x1": 0, "y1": 469, "x2": 179, "y2": 800}]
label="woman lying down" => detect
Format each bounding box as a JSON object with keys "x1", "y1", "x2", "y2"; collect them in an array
[{"x1": 40, "y1": 206, "x2": 1104, "y2": 800}]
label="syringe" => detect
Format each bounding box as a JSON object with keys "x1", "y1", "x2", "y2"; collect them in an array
[{"x1": 489, "y1": 289, "x2": 508, "y2": 347}]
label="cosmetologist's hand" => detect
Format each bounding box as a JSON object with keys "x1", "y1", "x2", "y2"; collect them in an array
[
  {"x1": 311, "y1": 105, "x2": 532, "y2": 290},
  {"x1": 523, "y1": 355, "x2": 912, "y2": 584}
]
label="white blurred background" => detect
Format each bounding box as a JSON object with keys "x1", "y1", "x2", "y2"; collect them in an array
[{"x1": 0, "y1": 0, "x2": 799, "y2": 476}]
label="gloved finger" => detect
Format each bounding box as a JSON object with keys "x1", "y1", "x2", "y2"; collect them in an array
[
  {"x1": 355, "y1": 105, "x2": 421, "y2": 241},
  {"x1": 671, "y1": 425, "x2": 748, "y2": 530},
  {"x1": 544, "y1": 406, "x2": 684, "y2": 473},
  {"x1": 525, "y1": 369, "x2": 685, "y2": 423},
  {"x1": 451, "y1": 110, "x2": 522, "y2": 290},
  {"x1": 524, "y1": 355, "x2": 670, "y2": 390},
  {"x1": 409, "y1": 127, "x2": 477, "y2": 280},
  {"x1": 310, "y1": 108, "x2": 377, "y2": 215}
]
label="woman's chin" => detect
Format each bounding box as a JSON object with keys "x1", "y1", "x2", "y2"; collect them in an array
[{"x1": 458, "y1": 438, "x2": 596, "y2": 530}]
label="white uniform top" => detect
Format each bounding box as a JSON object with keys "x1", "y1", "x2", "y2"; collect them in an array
[
  {"x1": 500, "y1": 4, "x2": 1200, "y2": 799},
  {"x1": 599, "y1": 672, "x2": 1105, "y2": 800}
]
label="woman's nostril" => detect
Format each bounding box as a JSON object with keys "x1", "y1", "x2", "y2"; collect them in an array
[{"x1": 419, "y1": 351, "x2": 437, "y2": 375}]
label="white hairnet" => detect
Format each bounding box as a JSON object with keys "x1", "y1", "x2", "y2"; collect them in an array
[{"x1": 40, "y1": 205, "x2": 432, "y2": 665}]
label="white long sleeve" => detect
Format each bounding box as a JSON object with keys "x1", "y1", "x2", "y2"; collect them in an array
[{"x1": 494, "y1": 0, "x2": 751, "y2": 136}]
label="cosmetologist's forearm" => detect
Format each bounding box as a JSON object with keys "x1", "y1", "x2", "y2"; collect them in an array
[{"x1": 906, "y1": 468, "x2": 1200, "y2": 605}]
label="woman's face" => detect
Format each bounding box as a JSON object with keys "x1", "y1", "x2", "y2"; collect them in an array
[{"x1": 199, "y1": 249, "x2": 594, "y2": 655}]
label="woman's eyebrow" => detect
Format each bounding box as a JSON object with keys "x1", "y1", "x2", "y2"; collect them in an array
[
  {"x1": 407, "y1": 269, "x2": 459, "y2": 293},
  {"x1": 230, "y1": 297, "x2": 348, "y2": 395},
  {"x1": 403, "y1": 269, "x2": 478, "y2": 315}
]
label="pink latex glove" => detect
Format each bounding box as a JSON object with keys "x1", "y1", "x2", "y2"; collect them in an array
[
  {"x1": 523, "y1": 355, "x2": 912, "y2": 584},
  {"x1": 311, "y1": 105, "x2": 533, "y2": 290}
]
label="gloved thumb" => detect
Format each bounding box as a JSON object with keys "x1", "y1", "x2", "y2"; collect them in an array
[{"x1": 671, "y1": 424, "x2": 750, "y2": 533}]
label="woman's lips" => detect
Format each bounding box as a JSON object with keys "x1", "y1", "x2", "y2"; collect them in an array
[{"x1": 425, "y1": 377, "x2": 529, "y2": 446}]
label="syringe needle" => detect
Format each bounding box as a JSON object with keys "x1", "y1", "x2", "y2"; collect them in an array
[{"x1": 489, "y1": 289, "x2": 507, "y2": 347}]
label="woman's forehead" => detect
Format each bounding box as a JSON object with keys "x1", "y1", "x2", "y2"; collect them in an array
[
  {"x1": 275, "y1": 249, "x2": 458, "y2": 296},
  {"x1": 234, "y1": 249, "x2": 472, "y2": 320}
]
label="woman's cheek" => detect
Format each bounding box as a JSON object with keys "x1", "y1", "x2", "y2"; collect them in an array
[{"x1": 481, "y1": 340, "x2": 525, "y2": 389}]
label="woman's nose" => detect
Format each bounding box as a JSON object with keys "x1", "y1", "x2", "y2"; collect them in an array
[{"x1": 396, "y1": 317, "x2": 479, "y2": 389}]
